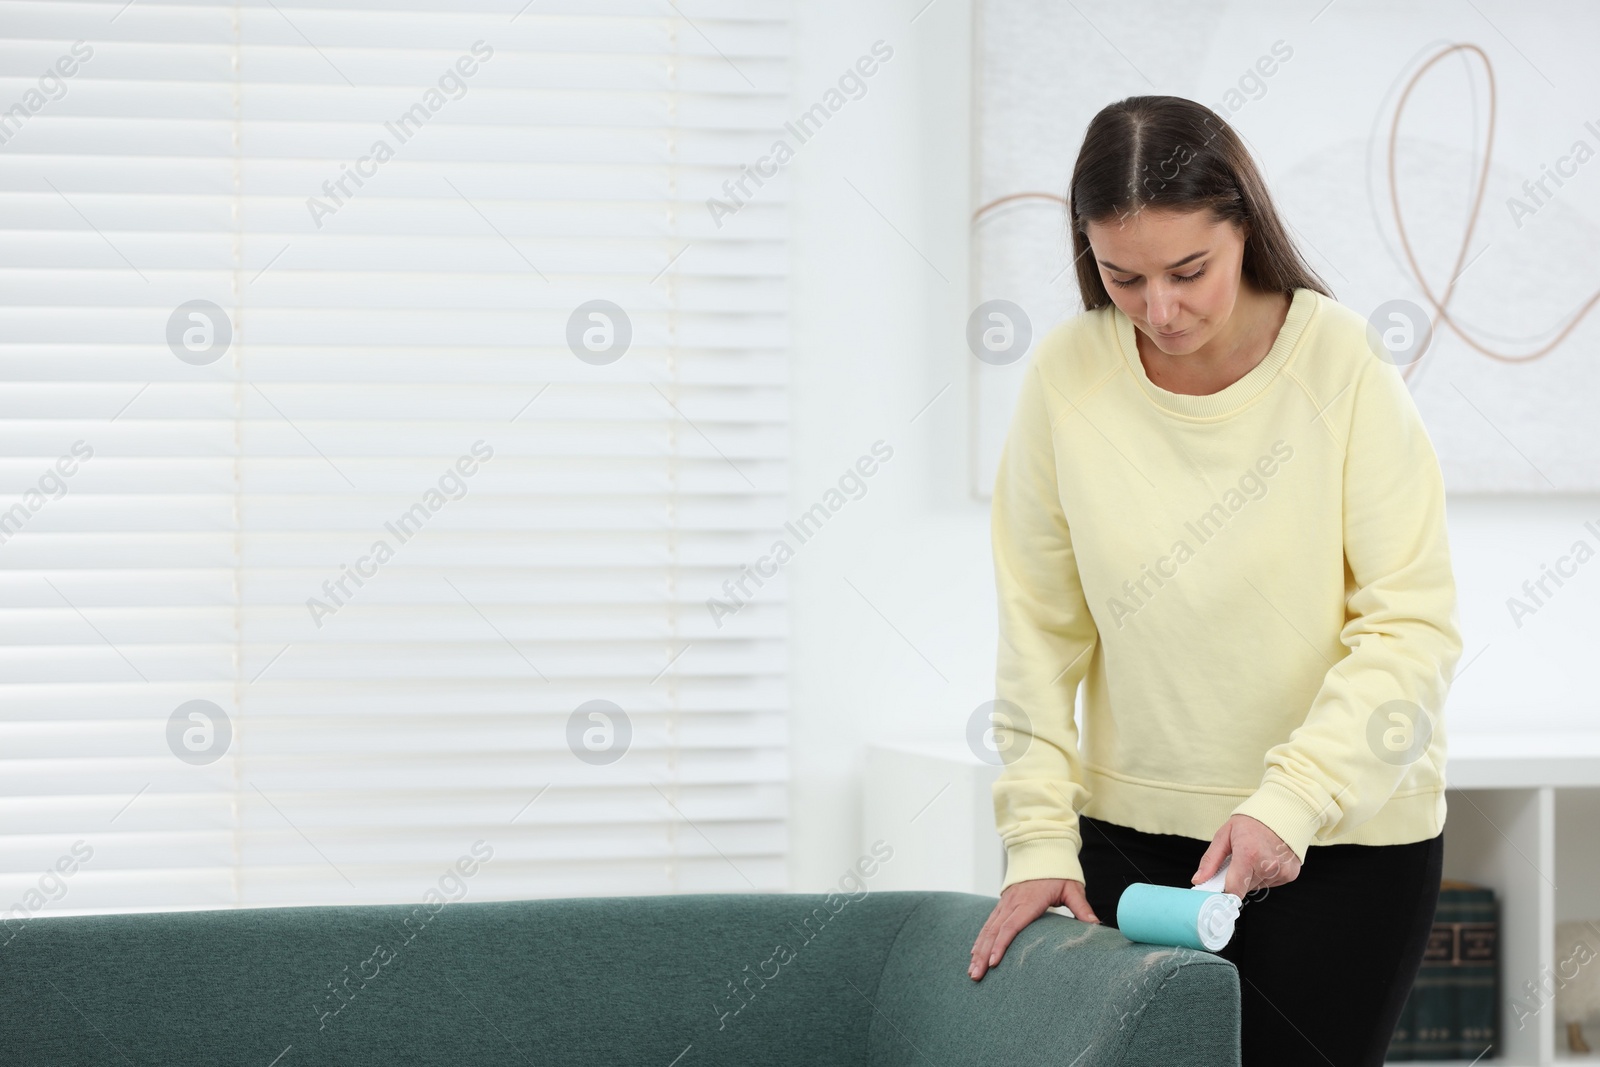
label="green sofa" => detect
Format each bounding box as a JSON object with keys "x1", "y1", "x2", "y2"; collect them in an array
[{"x1": 0, "y1": 890, "x2": 1240, "y2": 1065}]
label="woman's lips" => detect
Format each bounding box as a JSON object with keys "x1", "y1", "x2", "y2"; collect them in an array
[{"x1": 1156, "y1": 327, "x2": 1186, "y2": 338}]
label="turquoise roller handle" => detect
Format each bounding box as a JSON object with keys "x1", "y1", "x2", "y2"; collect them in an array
[{"x1": 1115, "y1": 858, "x2": 1242, "y2": 952}]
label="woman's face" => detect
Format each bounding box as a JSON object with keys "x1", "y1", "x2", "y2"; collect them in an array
[{"x1": 1083, "y1": 207, "x2": 1249, "y2": 356}]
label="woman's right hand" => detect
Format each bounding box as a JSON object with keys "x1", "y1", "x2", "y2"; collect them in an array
[{"x1": 968, "y1": 877, "x2": 1100, "y2": 980}]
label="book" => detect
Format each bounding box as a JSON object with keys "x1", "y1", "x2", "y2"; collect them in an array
[{"x1": 1390, "y1": 879, "x2": 1498, "y2": 1061}]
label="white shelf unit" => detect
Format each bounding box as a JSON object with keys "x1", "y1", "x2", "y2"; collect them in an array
[{"x1": 861, "y1": 733, "x2": 1600, "y2": 1067}]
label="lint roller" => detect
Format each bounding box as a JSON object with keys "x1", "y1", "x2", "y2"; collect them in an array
[{"x1": 1116, "y1": 855, "x2": 1242, "y2": 953}]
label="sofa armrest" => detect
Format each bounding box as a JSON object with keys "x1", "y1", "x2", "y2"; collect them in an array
[{"x1": 867, "y1": 893, "x2": 1240, "y2": 1067}]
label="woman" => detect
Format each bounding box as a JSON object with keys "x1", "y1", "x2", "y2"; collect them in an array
[{"x1": 967, "y1": 96, "x2": 1462, "y2": 1067}]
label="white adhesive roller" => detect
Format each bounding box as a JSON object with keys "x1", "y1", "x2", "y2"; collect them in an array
[{"x1": 1116, "y1": 856, "x2": 1243, "y2": 953}]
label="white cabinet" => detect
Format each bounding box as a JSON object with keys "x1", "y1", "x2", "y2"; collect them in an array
[{"x1": 862, "y1": 733, "x2": 1600, "y2": 1067}]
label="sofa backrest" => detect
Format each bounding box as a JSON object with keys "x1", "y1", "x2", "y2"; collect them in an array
[
  {"x1": 0, "y1": 889, "x2": 1240, "y2": 1066},
  {"x1": 0, "y1": 890, "x2": 924, "y2": 1065},
  {"x1": 869, "y1": 893, "x2": 1241, "y2": 1066}
]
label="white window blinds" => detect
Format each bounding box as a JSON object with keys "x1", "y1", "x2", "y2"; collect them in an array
[{"x1": 0, "y1": 0, "x2": 791, "y2": 915}]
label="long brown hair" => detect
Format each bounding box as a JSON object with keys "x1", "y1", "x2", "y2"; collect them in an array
[{"x1": 1067, "y1": 96, "x2": 1332, "y2": 311}]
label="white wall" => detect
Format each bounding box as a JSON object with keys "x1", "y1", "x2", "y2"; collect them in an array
[{"x1": 784, "y1": 0, "x2": 1600, "y2": 893}]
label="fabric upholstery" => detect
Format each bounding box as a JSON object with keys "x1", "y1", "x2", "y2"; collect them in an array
[{"x1": 0, "y1": 890, "x2": 1239, "y2": 1065}]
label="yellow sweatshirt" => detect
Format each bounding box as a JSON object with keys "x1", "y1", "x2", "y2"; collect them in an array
[{"x1": 989, "y1": 286, "x2": 1463, "y2": 892}]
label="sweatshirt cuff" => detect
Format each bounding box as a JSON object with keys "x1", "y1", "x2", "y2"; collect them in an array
[
  {"x1": 999, "y1": 835, "x2": 1085, "y2": 893},
  {"x1": 1230, "y1": 780, "x2": 1330, "y2": 865}
]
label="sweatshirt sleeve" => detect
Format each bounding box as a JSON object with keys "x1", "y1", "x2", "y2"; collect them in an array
[
  {"x1": 989, "y1": 359, "x2": 1101, "y2": 892},
  {"x1": 1230, "y1": 354, "x2": 1463, "y2": 863}
]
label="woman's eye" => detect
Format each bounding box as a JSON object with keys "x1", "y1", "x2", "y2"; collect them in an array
[{"x1": 1109, "y1": 267, "x2": 1206, "y2": 289}]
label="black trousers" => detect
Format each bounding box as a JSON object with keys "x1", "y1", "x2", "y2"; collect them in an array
[{"x1": 1078, "y1": 813, "x2": 1445, "y2": 1067}]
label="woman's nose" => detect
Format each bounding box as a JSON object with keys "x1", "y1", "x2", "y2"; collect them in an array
[{"x1": 1144, "y1": 281, "x2": 1186, "y2": 325}]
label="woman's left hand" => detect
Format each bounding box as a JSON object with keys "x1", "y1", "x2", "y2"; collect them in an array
[{"x1": 1191, "y1": 814, "x2": 1302, "y2": 899}]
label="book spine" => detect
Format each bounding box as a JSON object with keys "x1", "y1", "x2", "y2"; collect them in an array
[
  {"x1": 1417, "y1": 886, "x2": 1498, "y2": 1061},
  {"x1": 1455, "y1": 893, "x2": 1498, "y2": 1060}
]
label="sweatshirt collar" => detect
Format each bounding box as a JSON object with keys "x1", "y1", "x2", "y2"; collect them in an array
[{"x1": 1113, "y1": 286, "x2": 1318, "y2": 420}]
